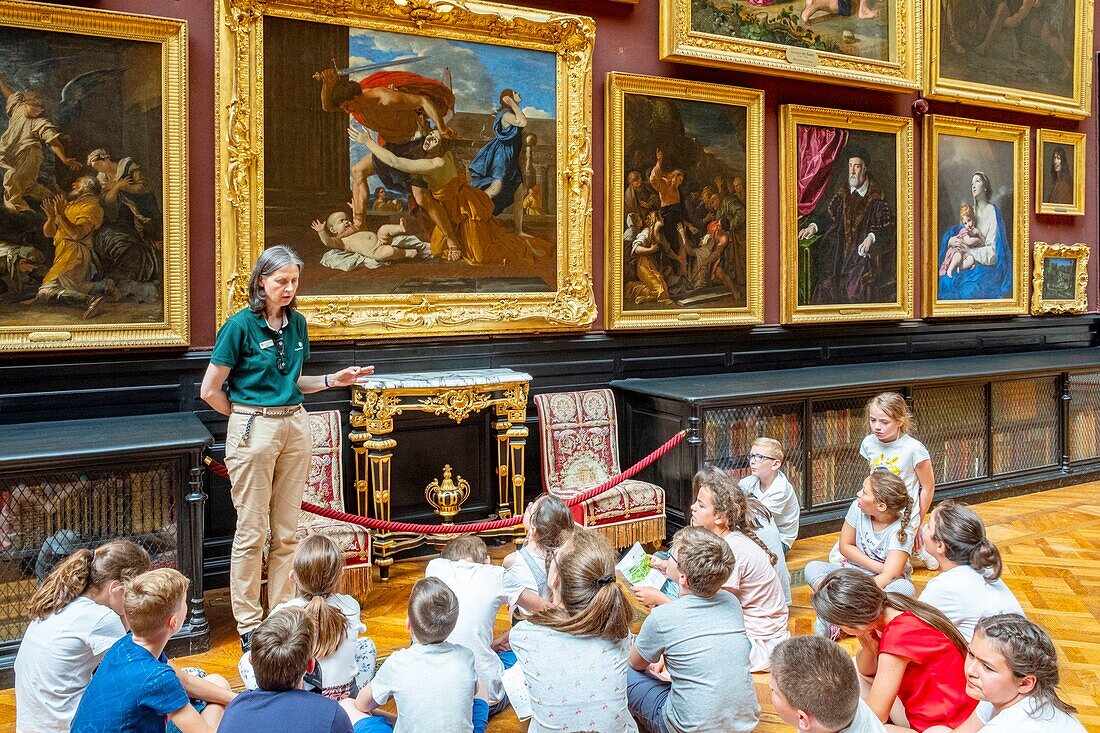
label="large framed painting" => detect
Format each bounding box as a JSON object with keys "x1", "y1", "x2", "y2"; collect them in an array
[
  {"x1": 1031, "y1": 242, "x2": 1088, "y2": 314},
  {"x1": 923, "y1": 115, "x2": 1030, "y2": 318},
  {"x1": 214, "y1": 0, "x2": 595, "y2": 340},
  {"x1": 604, "y1": 73, "x2": 763, "y2": 330},
  {"x1": 659, "y1": 0, "x2": 922, "y2": 90},
  {"x1": 1036, "y1": 129, "x2": 1085, "y2": 216},
  {"x1": 926, "y1": 0, "x2": 1093, "y2": 118},
  {"x1": 779, "y1": 105, "x2": 913, "y2": 324},
  {"x1": 0, "y1": 1, "x2": 188, "y2": 352}
]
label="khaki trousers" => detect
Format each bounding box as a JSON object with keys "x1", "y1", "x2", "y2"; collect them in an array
[{"x1": 224, "y1": 408, "x2": 311, "y2": 635}]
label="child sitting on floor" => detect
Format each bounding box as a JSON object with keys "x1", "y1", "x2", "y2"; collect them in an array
[
  {"x1": 627, "y1": 526, "x2": 758, "y2": 733},
  {"x1": 345, "y1": 577, "x2": 488, "y2": 733},
  {"x1": 220, "y1": 606, "x2": 363, "y2": 733},
  {"x1": 769, "y1": 636, "x2": 886, "y2": 733},
  {"x1": 239, "y1": 535, "x2": 377, "y2": 699},
  {"x1": 71, "y1": 568, "x2": 231, "y2": 733},
  {"x1": 738, "y1": 437, "x2": 800, "y2": 553},
  {"x1": 924, "y1": 614, "x2": 1086, "y2": 733},
  {"x1": 503, "y1": 493, "x2": 575, "y2": 616},
  {"x1": 425, "y1": 536, "x2": 546, "y2": 715}
]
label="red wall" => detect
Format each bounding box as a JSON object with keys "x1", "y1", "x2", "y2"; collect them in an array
[{"x1": 67, "y1": 0, "x2": 1097, "y2": 345}]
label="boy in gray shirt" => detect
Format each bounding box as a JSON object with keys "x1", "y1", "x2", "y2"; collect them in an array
[{"x1": 627, "y1": 527, "x2": 758, "y2": 733}]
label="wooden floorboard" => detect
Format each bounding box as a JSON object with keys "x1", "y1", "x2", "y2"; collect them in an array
[{"x1": 1, "y1": 482, "x2": 1099, "y2": 731}]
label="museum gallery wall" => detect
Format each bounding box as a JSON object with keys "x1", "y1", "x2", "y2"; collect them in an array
[{"x1": 0, "y1": 0, "x2": 1097, "y2": 353}]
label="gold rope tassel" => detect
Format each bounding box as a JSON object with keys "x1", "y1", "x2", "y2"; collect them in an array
[
  {"x1": 338, "y1": 565, "x2": 374, "y2": 603},
  {"x1": 591, "y1": 517, "x2": 666, "y2": 550}
]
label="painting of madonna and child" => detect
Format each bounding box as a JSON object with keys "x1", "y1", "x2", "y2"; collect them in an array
[
  {"x1": 0, "y1": 27, "x2": 168, "y2": 328},
  {"x1": 261, "y1": 17, "x2": 558, "y2": 298},
  {"x1": 690, "y1": 0, "x2": 894, "y2": 63}
]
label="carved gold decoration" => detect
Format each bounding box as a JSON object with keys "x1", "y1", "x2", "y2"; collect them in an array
[
  {"x1": 1035, "y1": 130, "x2": 1086, "y2": 217},
  {"x1": 604, "y1": 73, "x2": 764, "y2": 330},
  {"x1": 1032, "y1": 242, "x2": 1089, "y2": 315},
  {"x1": 214, "y1": 0, "x2": 595, "y2": 339},
  {"x1": 419, "y1": 388, "x2": 495, "y2": 423},
  {"x1": 0, "y1": 1, "x2": 189, "y2": 353},
  {"x1": 923, "y1": 115, "x2": 1030, "y2": 318},
  {"x1": 659, "y1": 0, "x2": 921, "y2": 90},
  {"x1": 925, "y1": 0, "x2": 1092, "y2": 118},
  {"x1": 779, "y1": 105, "x2": 915, "y2": 324},
  {"x1": 425, "y1": 465, "x2": 472, "y2": 523}
]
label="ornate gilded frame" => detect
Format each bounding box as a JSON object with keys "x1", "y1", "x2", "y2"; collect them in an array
[
  {"x1": 1036, "y1": 129, "x2": 1086, "y2": 216},
  {"x1": 923, "y1": 115, "x2": 1030, "y2": 318},
  {"x1": 779, "y1": 105, "x2": 914, "y2": 324},
  {"x1": 214, "y1": 0, "x2": 595, "y2": 340},
  {"x1": 1031, "y1": 242, "x2": 1089, "y2": 314},
  {"x1": 604, "y1": 73, "x2": 763, "y2": 330},
  {"x1": 925, "y1": 0, "x2": 1093, "y2": 118},
  {"x1": 659, "y1": 0, "x2": 922, "y2": 91},
  {"x1": 0, "y1": 1, "x2": 188, "y2": 353}
]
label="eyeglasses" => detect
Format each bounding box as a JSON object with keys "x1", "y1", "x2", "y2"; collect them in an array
[
  {"x1": 747, "y1": 453, "x2": 778, "y2": 463},
  {"x1": 274, "y1": 331, "x2": 288, "y2": 375},
  {"x1": 667, "y1": 549, "x2": 679, "y2": 565}
]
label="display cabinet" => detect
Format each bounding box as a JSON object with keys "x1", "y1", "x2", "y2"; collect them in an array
[{"x1": 613, "y1": 349, "x2": 1100, "y2": 531}]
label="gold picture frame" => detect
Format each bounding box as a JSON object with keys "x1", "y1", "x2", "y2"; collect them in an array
[
  {"x1": 923, "y1": 115, "x2": 1030, "y2": 318},
  {"x1": 214, "y1": 0, "x2": 595, "y2": 340},
  {"x1": 0, "y1": 1, "x2": 189, "y2": 352},
  {"x1": 926, "y1": 0, "x2": 1093, "y2": 118},
  {"x1": 659, "y1": 0, "x2": 922, "y2": 91},
  {"x1": 1036, "y1": 129, "x2": 1086, "y2": 216},
  {"x1": 604, "y1": 73, "x2": 763, "y2": 330},
  {"x1": 1032, "y1": 242, "x2": 1088, "y2": 314},
  {"x1": 779, "y1": 105, "x2": 914, "y2": 324}
]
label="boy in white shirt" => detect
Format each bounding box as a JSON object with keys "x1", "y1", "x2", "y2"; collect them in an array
[
  {"x1": 769, "y1": 636, "x2": 886, "y2": 733},
  {"x1": 737, "y1": 437, "x2": 799, "y2": 553},
  {"x1": 424, "y1": 536, "x2": 546, "y2": 715},
  {"x1": 345, "y1": 577, "x2": 487, "y2": 733}
]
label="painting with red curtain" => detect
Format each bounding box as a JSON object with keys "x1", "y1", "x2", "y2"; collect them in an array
[{"x1": 795, "y1": 124, "x2": 898, "y2": 306}]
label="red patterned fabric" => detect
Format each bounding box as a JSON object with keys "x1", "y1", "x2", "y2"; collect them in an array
[
  {"x1": 296, "y1": 410, "x2": 371, "y2": 568},
  {"x1": 534, "y1": 390, "x2": 665, "y2": 533}
]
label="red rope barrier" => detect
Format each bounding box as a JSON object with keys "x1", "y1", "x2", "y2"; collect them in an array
[{"x1": 207, "y1": 430, "x2": 687, "y2": 535}]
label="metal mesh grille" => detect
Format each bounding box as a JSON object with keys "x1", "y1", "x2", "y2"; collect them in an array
[
  {"x1": 702, "y1": 403, "x2": 804, "y2": 506},
  {"x1": 1068, "y1": 371, "x2": 1100, "y2": 462},
  {"x1": 912, "y1": 384, "x2": 987, "y2": 485},
  {"x1": 990, "y1": 378, "x2": 1060, "y2": 475},
  {"x1": 809, "y1": 395, "x2": 874, "y2": 507},
  {"x1": 0, "y1": 463, "x2": 178, "y2": 643}
]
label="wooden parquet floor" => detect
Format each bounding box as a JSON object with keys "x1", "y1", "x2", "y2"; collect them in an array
[{"x1": 1, "y1": 483, "x2": 1098, "y2": 731}]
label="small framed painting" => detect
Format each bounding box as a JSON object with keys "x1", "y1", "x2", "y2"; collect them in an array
[
  {"x1": 779, "y1": 105, "x2": 914, "y2": 324},
  {"x1": 1036, "y1": 129, "x2": 1085, "y2": 216},
  {"x1": 1032, "y1": 242, "x2": 1088, "y2": 314}
]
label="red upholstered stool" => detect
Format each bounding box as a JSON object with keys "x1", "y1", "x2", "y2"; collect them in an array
[{"x1": 534, "y1": 389, "x2": 666, "y2": 547}]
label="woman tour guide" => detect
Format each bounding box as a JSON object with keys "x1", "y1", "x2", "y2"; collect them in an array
[{"x1": 200, "y1": 245, "x2": 371, "y2": 651}]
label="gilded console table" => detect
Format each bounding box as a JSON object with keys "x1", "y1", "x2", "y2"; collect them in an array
[{"x1": 349, "y1": 368, "x2": 532, "y2": 578}]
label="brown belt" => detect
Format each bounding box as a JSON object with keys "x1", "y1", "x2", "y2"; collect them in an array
[{"x1": 231, "y1": 404, "x2": 303, "y2": 443}]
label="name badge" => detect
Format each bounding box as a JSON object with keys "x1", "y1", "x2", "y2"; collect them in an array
[{"x1": 259, "y1": 339, "x2": 274, "y2": 349}]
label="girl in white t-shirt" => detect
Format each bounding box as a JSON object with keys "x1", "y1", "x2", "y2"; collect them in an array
[
  {"x1": 239, "y1": 534, "x2": 377, "y2": 700},
  {"x1": 511, "y1": 529, "x2": 638, "y2": 733},
  {"x1": 502, "y1": 493, "x2": 575, "y2": 615},
  {"x1": 634, "y1": 466, "x2": 789, "y2": 671},
  {"x1": 918, "y1": 501, "x2": 1024, "y2": 642},
  {"x1": 15, "y1": 540, "x2": 151, "y2": 733},
  {"x1": 924, "y1": 614, "x2": 1086, "y2": 733},
  {"x1": 860, "y1": 392, "x2": 938, "y2": 570},
  {"x1": 806, "y1": 470, "x2": 916, "y2": 637}
]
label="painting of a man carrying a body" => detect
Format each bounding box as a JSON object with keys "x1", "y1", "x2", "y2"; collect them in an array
[
  {"x1": 262, "y1": 18, "x2": 558, "y2": 297},
  {"x1": 795, "y1": 128, "x2": 897, "y2": 307},
  {"x1": 0, "y1": 27, "x2": 166, "y2": 327},
  {"x1": 619, "y1": 93, "x2": 750, "y2": 313}
]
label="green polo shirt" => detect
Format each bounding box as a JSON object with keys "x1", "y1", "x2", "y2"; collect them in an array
[{"x1": 210, "y1": 308, "x2": 310, "y2": 407}]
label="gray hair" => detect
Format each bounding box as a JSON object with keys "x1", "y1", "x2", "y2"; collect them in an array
[
  {"x1": 74, "y1": 176, "x2": 102, "y2": 198},
  {"x1": 248, "y1": 245, "x2": 303, "y2": 314}
]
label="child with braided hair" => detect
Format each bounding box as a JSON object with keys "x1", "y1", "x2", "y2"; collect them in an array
[
  {"x1": 633, "y1": 466, "x2": 790, "y2": 671},
  {"x1": 806, "y1": 470, "x2": 917, "y2": 637},
  {"x1": 924, "y1": 614, "x2": 1085, "y2": 733}
]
